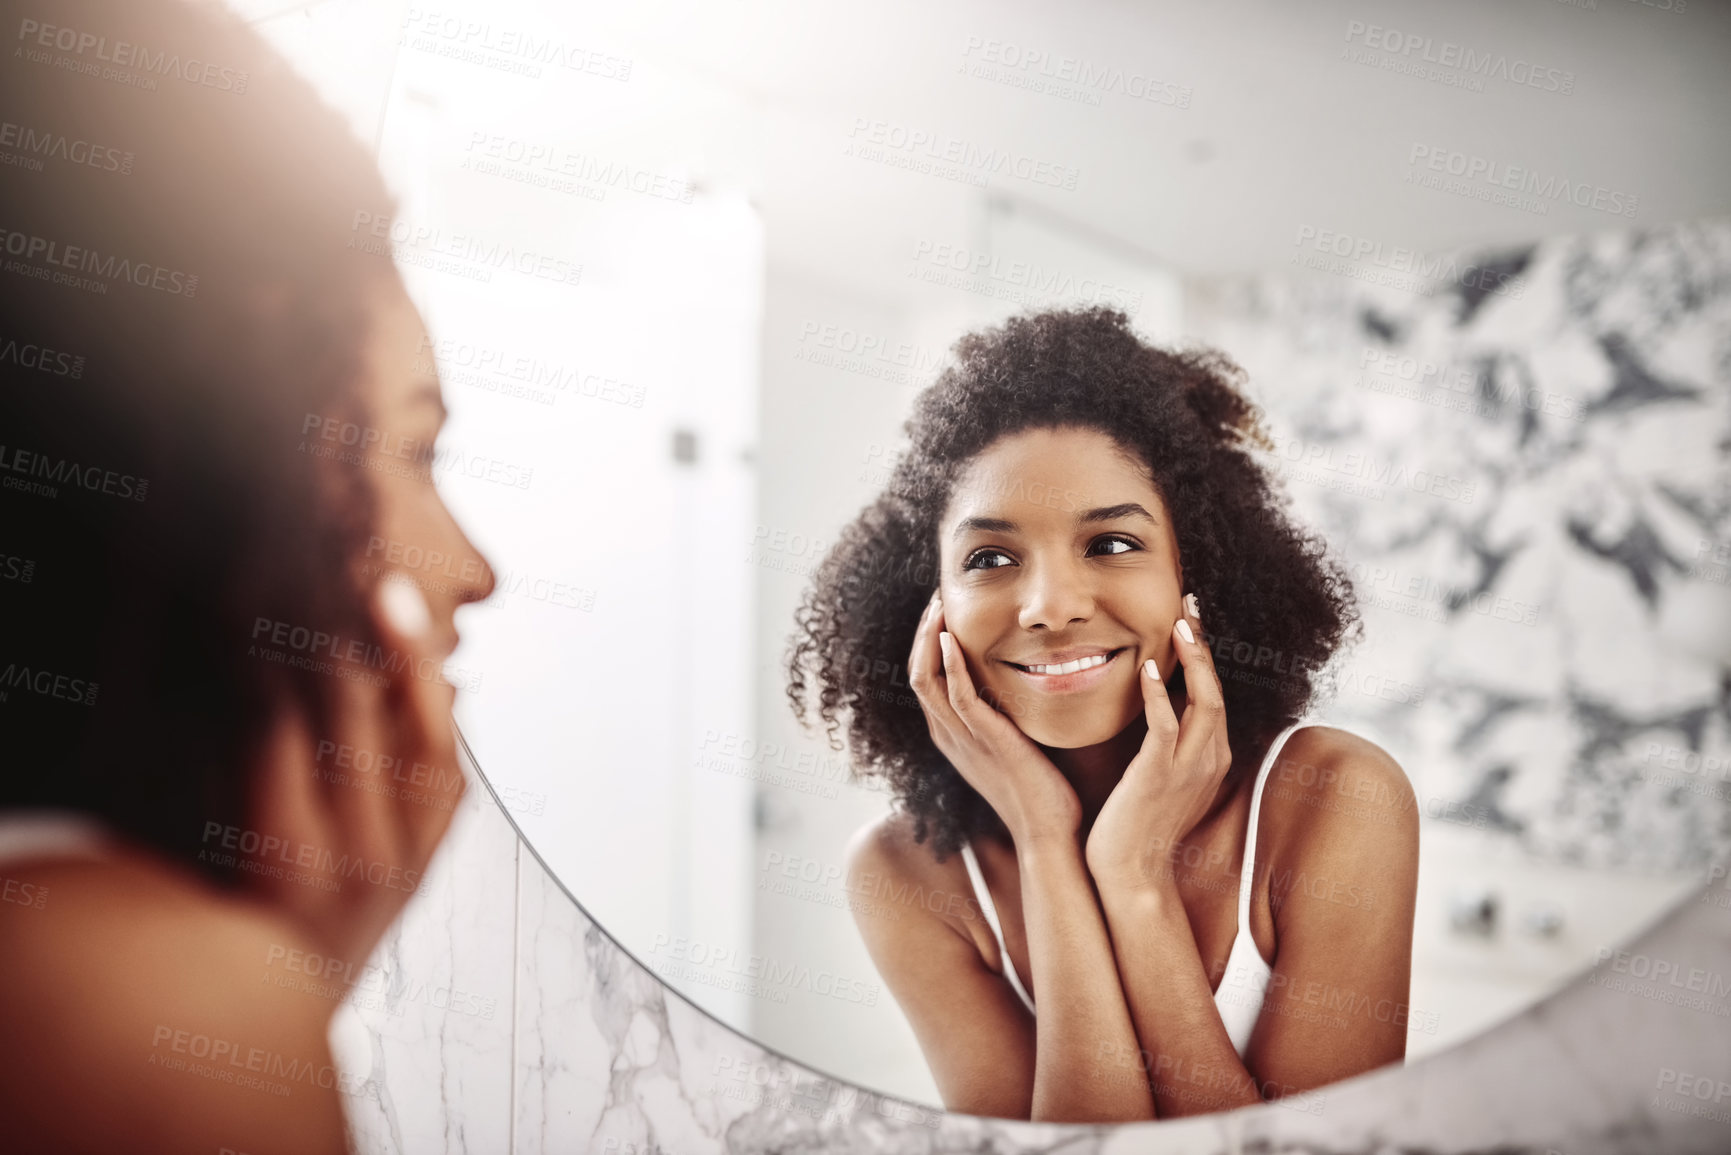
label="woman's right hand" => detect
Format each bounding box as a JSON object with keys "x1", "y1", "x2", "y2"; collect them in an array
[
  {"x1": 243, "y1": 575, "x2": 467, "y2": 974},
  {"x1": 907, "y1": 590, "x2": 1083, "y2": 846}
]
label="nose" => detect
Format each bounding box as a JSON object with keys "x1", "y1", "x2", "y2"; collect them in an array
[
  {"x1": 455, "y1": 531, "x2": 496, "y2": 606},
  {"x1": 431, "y1": 503, "x2": 495, "y2": 609},
  {"x1": 1017, "y1": 554, "x2": 1095, "y2": 631}
]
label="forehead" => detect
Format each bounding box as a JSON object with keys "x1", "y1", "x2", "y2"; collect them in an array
[
  {"x1": 367, "y1": 289, "x2": 444, "y2": 416},
  {"x1": 944, "y1": 426, "x2": 1162, "y2": 520}
]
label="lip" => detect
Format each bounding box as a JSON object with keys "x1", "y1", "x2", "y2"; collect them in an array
[{"x1": 1001, "y1": 646, "x2": 1130, "y2": 693}]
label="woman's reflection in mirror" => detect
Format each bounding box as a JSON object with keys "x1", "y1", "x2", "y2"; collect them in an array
[{"x1": 789, "y1": 307, "x2": 1419, "y2": 1121}]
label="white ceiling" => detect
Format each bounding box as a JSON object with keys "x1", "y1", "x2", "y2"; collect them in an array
[
  {"x1": 579, "y1": 0, "x2": 1731, "y2": 284},
  {"x1": 239, "y1": 0, "x2": 1731, "y2": 303}
]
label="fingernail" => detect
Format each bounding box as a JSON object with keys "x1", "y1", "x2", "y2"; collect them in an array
[
  {"x1": 939, "y1": 630, "x2": 952, "y2": 657},
  {"x1": 379, "y1": 573, "x2": 432, "y2": 637},
  {"x1": 1184, "y1": 592, "x2": 1201, "y2": 620},
  {"x1": 1144, "y1": 659, "x2": 1160, "y2": 679},
  {"x1": 1176, "y1": 618, "x2": 1195, "y2": 644}
]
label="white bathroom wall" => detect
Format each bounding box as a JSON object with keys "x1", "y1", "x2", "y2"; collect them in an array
[
  {"x1": 244, "y1": 0, "x2": 765, "y2": 1031},
  {"x1": 748, "y1": 262, "x2": 938, "y2": 1103}
]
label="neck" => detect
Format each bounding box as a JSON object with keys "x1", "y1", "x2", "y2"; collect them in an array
[
  {"x1": 1040, "y1": 687, "x2": 1241, "y2": 842},
  {"x1": 1044, "y1": 713, "x2": 1153, "y2": 826}
]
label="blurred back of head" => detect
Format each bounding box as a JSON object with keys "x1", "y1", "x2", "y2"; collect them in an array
[{"x1": 0, "y1": 0, "x2": 401, "y2": 873}]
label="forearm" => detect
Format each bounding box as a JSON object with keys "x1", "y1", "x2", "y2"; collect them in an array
[
  {"x1": 1015, "y1": 837, "x2": 1155, "y2": 1122},
  {"x1": 1098, "y1": 879, "x2": 1264, "y2": 1117}
]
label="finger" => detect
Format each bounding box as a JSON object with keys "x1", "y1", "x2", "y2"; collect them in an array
[
  {"x1": 396, "y1": 657, "x2": 463, "y2": 867},
  {"x1": 1178, "y1": 593, "x2": 1226, "y2": 698},
  {"x1": 907, "y1": 600, "x2": 977, "y2": 773},
  {"x1": 1136, "y1": 654, "x2": 1180, "y2": 764},
  {"x1": 300, "y1": 582, "x2": 424, "y2": 954},
  {"x1": 1181, "y1": 595, "x2": 1233, "y2": 770},
  {"x1": 1171, "y1": 607, "x2": 1228, "y2": 774},
  {"x1": 248, "y1": 703, "x2": 337, "y2": 933},
  {"x1": 908, "y1": 592, "x2": 961, "y2": 729},
  {"x1": 372, "y1": 574, "x2": 463, "y2": 866},
  {"x1": 938, "y1": 629, "x2": 994, "y2": 737},
  {"x1": 304, "y1": 665, "x2": 408, "y2": 961},
  {"x1": 321, "y1": 650, "x2": 397, "y2": 876},
  {"x1": 906, "y1": 589, "x2": 941, "y2": 690}
]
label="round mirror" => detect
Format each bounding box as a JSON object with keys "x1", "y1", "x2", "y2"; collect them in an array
[{"x1": 250, "y1": 0, "x2": 1730, "y2": 1112}]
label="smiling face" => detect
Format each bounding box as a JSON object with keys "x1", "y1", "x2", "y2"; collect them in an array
[{"x1": 936, "y1": 425, "x2": 1184, "y2": 749}]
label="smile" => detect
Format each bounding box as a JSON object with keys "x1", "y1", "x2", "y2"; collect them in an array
[
  {"x1": 1020, "y1": 652, "x2": 1111, "y2": 675},
  {"x1": 1006, "y1": 647, "x2": 1128, "y2": 677}
]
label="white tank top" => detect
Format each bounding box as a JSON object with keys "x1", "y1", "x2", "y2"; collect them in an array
[
  {"x1": 0, "y1": 810, "x2": 112, "y2": 866},
  {"x1": 958, "y1": 719, "x2": 1314, "y2": 1059}
]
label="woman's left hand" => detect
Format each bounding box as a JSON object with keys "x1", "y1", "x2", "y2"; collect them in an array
[{"x1": 1084, "y1": 596, "x2": 1232, "y2": 893}]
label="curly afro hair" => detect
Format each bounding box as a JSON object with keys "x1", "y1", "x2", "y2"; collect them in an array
[{"x1": 786, "y1": 306, "x2": 1361, "y2": 861}]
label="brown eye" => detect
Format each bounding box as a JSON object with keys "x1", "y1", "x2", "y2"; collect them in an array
[
  {"x1": 962, "y1": 548, "x2": 1015, "y2": 571},
  {"x1": 1088, "y1": 535, "x2": 1140, "y2": 556}
]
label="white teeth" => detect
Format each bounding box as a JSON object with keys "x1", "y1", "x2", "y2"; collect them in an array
[{"x1": 1026, "y1": 652, "x2": 1111, "y2": 676}]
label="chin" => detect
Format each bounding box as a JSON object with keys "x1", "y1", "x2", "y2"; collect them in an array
[{"x1": 1005, "y1": 698, "x2": 1141, "y2": 750}]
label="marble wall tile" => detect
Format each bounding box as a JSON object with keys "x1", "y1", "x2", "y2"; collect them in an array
[
  {"x1": 1187, "y1": 220, "x2": 1731, "y2": 874},
  {"x1": 336, "y1": 771, "x2": 520, "y2": 1155}
]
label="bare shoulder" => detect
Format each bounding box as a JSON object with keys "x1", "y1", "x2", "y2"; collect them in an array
[
  {"x1": 845, "y1": 810, "x2": 980, "y2": 939},
  {"x1": 848, "y1": 808, "x2": 931, "y2": 896},
  {"x1": 0, "y1": 840, "x2": 323, "y2": 967},
  {"x1": 845, "y1": 807, "x2": 943, "y2": 890},
  {"x1": 0, "y1": 843, "x2": 349, "y2": 1154},
  {"x1": 842, "y1": 818, "x2": 1037, "y2": 1117},
  {"x1": 1253, "y1": 726, "x2": 1419, "y2": 957},
  {"x1": 1259, "y1": 725, "x2": 1419, "y2": 862}
]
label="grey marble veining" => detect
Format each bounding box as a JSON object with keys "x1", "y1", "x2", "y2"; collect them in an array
[
  {"x1": 1188, "y1": 218, "x2": 1731, "y2": 876},
  {"x1": 334, "y1": 771, "x2": 517, "y2": 1154}
]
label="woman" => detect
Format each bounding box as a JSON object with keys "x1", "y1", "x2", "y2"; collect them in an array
[
  {"x1": 789, "y1": 307, "x2": 1420, "y2": 1122},
  {"x1": 0, "y1": 0, "x2": 493, "y2": 1150}
]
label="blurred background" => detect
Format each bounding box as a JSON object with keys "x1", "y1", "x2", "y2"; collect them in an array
[{"x1": 234, "y1": 0, "x2": 1731, "y2": 1105}]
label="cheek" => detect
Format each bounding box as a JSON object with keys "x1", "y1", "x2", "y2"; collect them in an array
[
  {"x1": 1102, "y1": 581, "x2": 1178, "y2": 637},
  {"x1": 370, "y1": 482, "x2": 415, "y2": 542},
  {"x1": 371, "y1": 480, "x2": 449, "y2": 559},
  {"x1": 937, "y1": 585, "x2": 1005, "y2": 657}
]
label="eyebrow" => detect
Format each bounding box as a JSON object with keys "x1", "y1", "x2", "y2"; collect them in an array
[
  {"x1": 951, "y1": 515, "x2": 1018, "y2": 539},
  {"x1": 950, "y1": 503, "x2": 1160, "y2": 541},
  {"x1": 1080, "y1": 502, "x2": 1159, "y2": 527}
]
